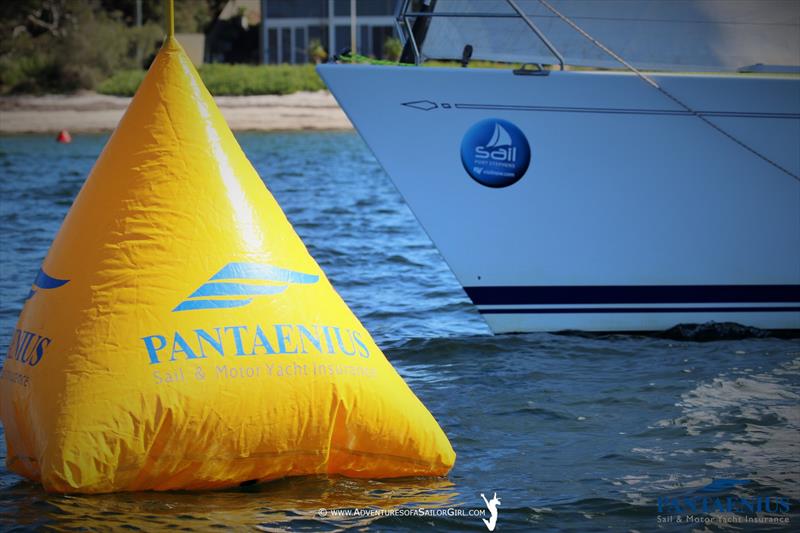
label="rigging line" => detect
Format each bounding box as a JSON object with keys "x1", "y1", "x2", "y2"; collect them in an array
[{"x1": 536, "y1": 0, "x2": 800, "y2": 183}]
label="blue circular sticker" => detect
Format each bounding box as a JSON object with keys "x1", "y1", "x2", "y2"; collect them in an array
[{"x1": 460, "y1": 118, "x2": 531, "y2": 188}]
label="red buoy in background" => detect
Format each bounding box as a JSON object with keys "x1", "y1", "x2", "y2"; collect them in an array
[{"x1": 56, "y1": 130, "x2": 72, "y2": 143}]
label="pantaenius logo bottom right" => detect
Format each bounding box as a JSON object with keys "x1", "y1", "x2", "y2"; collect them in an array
[{"x1": 656, "y1": 479, "x2": 791, "y2": 527}]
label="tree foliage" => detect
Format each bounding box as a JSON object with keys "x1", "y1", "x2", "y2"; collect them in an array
[
  {"x1": 98, "y1": 63, "x2": 325, "y2": 97},
  {"x1": 0, "y1": 0, "x2": 225, "y2": 93}
]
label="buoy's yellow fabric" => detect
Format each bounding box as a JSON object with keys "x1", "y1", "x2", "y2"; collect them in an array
[{"x1": 0, "y1": 38, "x2": 455, "y2": 493}]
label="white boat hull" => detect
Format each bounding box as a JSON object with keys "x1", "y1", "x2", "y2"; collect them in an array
[{"x1": 318, "y1": 64, "x2": 800, "y2": 333}]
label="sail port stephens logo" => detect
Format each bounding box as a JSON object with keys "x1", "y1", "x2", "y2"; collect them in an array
[{"x1": 460, "y1": 118, "x2": 531, "y2": 188}]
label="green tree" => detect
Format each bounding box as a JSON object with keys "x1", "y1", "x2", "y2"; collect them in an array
[
  {"x1": 0, "y1": 0, "x2": 226, "y2": 93},
  {"x1": 307, "y1": 39, "x2": 327, "y2": 65},
  {"x1": 383, "y1": 37, "x2": 402, "y2": 62},
  {"x1": 97, "y1": 0, "x2": 225, "y2": 33}
]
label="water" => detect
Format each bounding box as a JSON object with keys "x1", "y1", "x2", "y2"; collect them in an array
[{"x1": 1, "y1": 132, "x2": 798, "y2": 531}]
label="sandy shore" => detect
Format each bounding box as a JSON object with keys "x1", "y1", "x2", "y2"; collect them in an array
[{"x1": 0, "y1": 91, "x2": 352, "y2": 134}]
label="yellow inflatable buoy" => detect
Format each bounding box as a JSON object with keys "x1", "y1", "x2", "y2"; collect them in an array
[{"x1": 0, "y1": 33, "x2": 455, "y2": 493}]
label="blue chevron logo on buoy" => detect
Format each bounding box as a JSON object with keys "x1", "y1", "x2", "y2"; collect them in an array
[
  {"x1": 173, "y1": 262, "x2": 319, "y2": 312},
  {"x1": 25, "y1": 269, "x2": 69, "y2": 301}
]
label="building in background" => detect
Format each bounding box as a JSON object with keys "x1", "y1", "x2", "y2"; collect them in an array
[
  {"x1": 206, "y1": 0, "x2": 262, "y2": 63},
  {"x1": 260, "y1": 0, "x2": 398, "y2": 64}
]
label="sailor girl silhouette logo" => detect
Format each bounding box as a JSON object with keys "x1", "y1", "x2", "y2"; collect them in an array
[
  {"x1": 461, "y1": 118, "x2": 531, "y2": 188},
  {"x1": 481, "y1": 492, "x2": 501, "y2": 531}
]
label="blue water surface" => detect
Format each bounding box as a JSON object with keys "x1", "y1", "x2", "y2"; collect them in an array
[{"x1": 0, "y1": 132, "x2": 798, "y2": 532}]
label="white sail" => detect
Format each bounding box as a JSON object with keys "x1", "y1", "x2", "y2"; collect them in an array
[
  {"x1": 415, "y1": 0, "x2": 800, "y2": 72},
  {"x1": 486, "y1": 123, "x2": 513, "y2": 147}
]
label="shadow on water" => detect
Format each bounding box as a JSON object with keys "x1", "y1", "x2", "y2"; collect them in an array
[{"x1": 554, "y1": 322, "x2": 799, "y2": 342}]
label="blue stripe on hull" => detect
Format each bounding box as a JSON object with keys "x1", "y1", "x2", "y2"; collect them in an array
[
  {"x1": 465, "y1": 285, "x2": 800, "y2": 306},
  {"x1": 479, "y1": 306, "x2": 800, "y2": 315}
]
